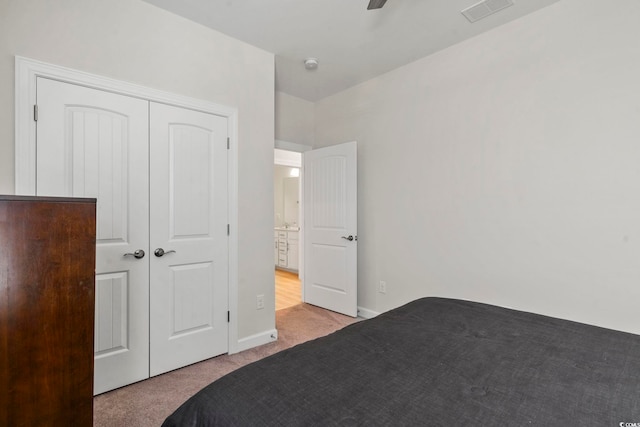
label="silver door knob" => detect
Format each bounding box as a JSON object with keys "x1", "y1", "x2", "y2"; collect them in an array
[
  {"x1": 341, "y1": 235, "x2": 355, "y2": 241},
  {"x1": 124, "y1": 249, "x2": 145, "y2": 259},
  {"x1": 154, "y1": 248, "x2": 176, "y2": 257}
]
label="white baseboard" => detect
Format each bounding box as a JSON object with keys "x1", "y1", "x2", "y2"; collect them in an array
[
  {"x1": 357, "y1": 306, "x2": 381, "y2": 319},
  {"x1": 234, "y1": 328, "x2": 278, "y2": 353}
]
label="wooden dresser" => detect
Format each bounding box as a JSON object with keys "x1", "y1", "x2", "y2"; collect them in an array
[{"x1": 0, "y1": 195, "x2": 96, "y2": 426}]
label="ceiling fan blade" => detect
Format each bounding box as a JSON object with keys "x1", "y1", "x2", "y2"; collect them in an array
[{"x1": 367, "y1": 0, "x2": 387, "y2": 10}]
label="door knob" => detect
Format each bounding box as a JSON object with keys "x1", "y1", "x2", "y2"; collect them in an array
[
  {"x1": 341, "y1": 235, "x2": 355, "y2": 241},
  {"x1": 154, "y1": 248, "x2": 176, "y2": 257},
  {"x1": 124, "y1": 249, "x2": 145, "y2": 259}
]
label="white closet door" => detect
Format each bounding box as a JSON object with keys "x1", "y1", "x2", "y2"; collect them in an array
[
  {"x1": 149, "y1": 103, "x2": 229, "y2": 376},
  {"x1": 35, "y1": 77, "x2": 150, "y2": 394}
]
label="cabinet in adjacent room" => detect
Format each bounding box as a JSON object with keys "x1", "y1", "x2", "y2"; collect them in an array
[
  {"x1": 275, "y1": 229, "x2": 299, "y2": 271},
  {"x1": 287, "y1": 231, "x2": 299, "y2": 271},
  {"x1": 277, "y1": 230, "x2": 288, "y2": 267},
  {"x1": 0, "y1": 195, "x2": 96, "y2": 427}
]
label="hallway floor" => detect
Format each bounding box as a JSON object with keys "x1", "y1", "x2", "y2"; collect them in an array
[{"x1": 275, "y1": 269, "x2": 301, "y2": 311}]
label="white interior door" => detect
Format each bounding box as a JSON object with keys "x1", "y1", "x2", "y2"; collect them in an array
[
  {"x1": 303, "y1": 141, "x2": 357, "y2": 317},
  {"x1": 35, "y1": 77, "x2": 150, "y2": 394},
  {"x1": 149, "y1": 103, "x2": 229, "y2": 376}
]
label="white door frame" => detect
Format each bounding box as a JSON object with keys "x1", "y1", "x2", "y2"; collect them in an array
[{"x1": 14, "y1": 56, "x2": 242, "y2": 354}]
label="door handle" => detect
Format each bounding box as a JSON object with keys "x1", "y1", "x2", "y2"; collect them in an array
[
  {"x1": 124, "y1": 249, "x2": 145, "y2": 259},
  {"x1": 154, "y1": 248, "x2": 176, "y2": 257},
  {"x1": 341, "y1": 235, "x2": 355, "y2": 241}
]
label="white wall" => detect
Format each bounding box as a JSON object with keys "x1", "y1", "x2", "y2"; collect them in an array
[
  {"x1": 0, "y1": 0, "x2": 275, "y2": 341},
  {"x1": 315, "y1": 0, "x2": 640, "y2": 334},
  {"x1": 275, "y1": 91, "x2": 315, "y2": 147}
]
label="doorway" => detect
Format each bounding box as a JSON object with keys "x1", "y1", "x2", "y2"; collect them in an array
[
  {"x1": 274, "y1": 148, "x2": 303, "y2": 310},
  {"x1": 36, "y1": 78, "x2": 230, "y2": 394},
  {"x1": 16, "y1": 58, "x2": 236, "y2": 395},
  {"x1": 273, "y1": 142, "x2": 358, "y2": 317}
]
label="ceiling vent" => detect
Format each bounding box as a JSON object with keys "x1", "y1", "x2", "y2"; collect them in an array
[{"x1": 461, "y1": 0, "x2": 514, "y2": 23}]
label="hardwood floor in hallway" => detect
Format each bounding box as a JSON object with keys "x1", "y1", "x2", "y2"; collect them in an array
[{"x1": 275, "y1": 269, "x2": 301, "y2": 311}]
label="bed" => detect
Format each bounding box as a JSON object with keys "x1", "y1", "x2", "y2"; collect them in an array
[{"x1": 162, "y1": 297, "x2": 640, "y2": 426}]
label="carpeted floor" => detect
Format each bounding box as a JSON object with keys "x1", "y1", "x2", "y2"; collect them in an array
[{"x1": 93, "y1": 303, "x2": 359, "y2": 426}]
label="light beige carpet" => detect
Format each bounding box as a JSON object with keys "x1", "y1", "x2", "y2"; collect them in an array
[{"x1": 93, "y1": 304, "x2": 359, "y2": 427}]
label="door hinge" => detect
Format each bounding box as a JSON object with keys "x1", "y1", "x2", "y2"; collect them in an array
[
  {"x1": 227, "y1": 137, "x2": 230, "y2": 150},
  {"x1": 227, "y1": 224, "x2": 230, "y2": 236},
  {"x1": 33, "y1": 105, "x2": 38, "y2": 122},
  {"x1": 227, "y1": 311, "x2": 230, "y2": 323}
]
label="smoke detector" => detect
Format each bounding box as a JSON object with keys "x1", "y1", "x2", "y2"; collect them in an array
[
  {"x1": 304, "y1": 58, "x2": 319, "y2": 70},
  {"x1": 462, "y1": 0, "x2": 514, "y2": 23}
]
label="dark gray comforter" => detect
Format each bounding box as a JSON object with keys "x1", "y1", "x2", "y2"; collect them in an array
[{"x1": 163, "y1": 298, "x2": 640, "y2": 426}]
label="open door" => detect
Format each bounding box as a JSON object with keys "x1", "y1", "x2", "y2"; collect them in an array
[{"x1": 303, "y1": 142, "x2": 357, "y2": 317}]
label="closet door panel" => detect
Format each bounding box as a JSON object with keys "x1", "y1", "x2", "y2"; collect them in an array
[
  {"x1": 149, "y1": 102, "x2": 229, "y2": 376},
  {"x1": 36, "y1": 77, "x2": 150, "y2": 394}
]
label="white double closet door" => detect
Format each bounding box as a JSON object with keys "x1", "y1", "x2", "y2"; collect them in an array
[{"x1": 36, "y1": 78, "x2": 229, "y2": 394}]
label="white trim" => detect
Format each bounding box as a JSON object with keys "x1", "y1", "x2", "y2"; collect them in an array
[
  {"x1": 15, "y1": 57, "x2": 38, "y2": 194},
  {"x1": 299, "y1": 153, "x2": 306, "y2": 302},
  {"x1": 14, "y1": 56, "x2": 240, "y2": 353},
  {"x1": 274, "y1": 148, "x2": 302, "y2": 167},
  {"x1": 275, "y1": 139, "x2": 312, "y2": 153},
  {"x1": 235, "y1": 328, "x2": 278, "y2": 353},
  {"x1": 357, "y1": 306, "x2": 381, "y2": 319},
  {"x1": 227, "y1": 112, "x2": 240, "y2": 354}
]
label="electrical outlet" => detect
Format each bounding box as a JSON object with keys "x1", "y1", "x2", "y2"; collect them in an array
[
  {"x1": 379, "y1": 280, "x2": 387, "y2": 294},
  {"x1": 256, "y1": 294, "x2": 265, "y2": 310}
]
